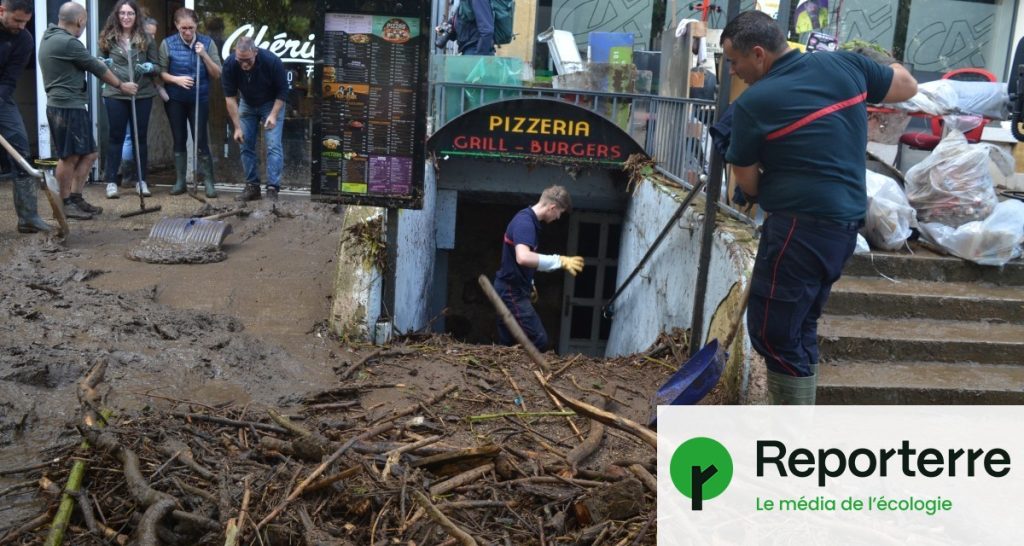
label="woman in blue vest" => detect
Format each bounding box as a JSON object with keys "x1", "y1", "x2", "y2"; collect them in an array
[
  {"x1": 98, "y1": 0, "x2": 159, "y2": 200},
  {"x1": 158, "y1": 7, "x2": 221, "y2": 197}
]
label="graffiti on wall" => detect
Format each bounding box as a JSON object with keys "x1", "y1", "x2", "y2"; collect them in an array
[{"x1": 552, "y1": 0, "x2": 654, "y2": 48}]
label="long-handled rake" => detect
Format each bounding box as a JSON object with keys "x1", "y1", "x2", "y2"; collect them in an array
[{"x1": 121, "y1": 42, "x2": 161, "y2": 218}]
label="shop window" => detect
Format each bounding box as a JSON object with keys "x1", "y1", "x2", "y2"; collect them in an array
[{"x1": 196, "y1": 1, "x2": 317, "y2": 188}]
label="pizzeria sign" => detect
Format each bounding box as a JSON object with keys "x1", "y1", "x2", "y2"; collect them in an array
[{"x1": 427, "y1": 98, "x2": 647, "y2": 167}]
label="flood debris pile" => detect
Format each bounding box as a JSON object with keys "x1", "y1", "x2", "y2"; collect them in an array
[{"x1": 1, "y1": 339, "x2": 678, "y2": 546}]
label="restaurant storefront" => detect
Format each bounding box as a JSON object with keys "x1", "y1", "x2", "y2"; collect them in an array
[{"x1": 14, "y1": 0, "x2": 1024, "y2": 190}]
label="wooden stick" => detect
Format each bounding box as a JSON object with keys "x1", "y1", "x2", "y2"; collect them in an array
[
  {"x1": 628, "y1": 464, "x2": 658, "y2": 494},
  {"x1": 500, "y1": 367, "x2": 528, "y2": 412},
  {"x1": 304, "y1": 466, "x2": 361, "y2": 494},
  {"x1": 477, "y1": 275, "x2": 548, "y2": 374},
  {"x1": 534, "y1": 372, "x2": 657, "y2": 449},
  {"x1": 412, "y1": 490, "x2": 478, "y2": 546},
  {"x1": 268, "y1": 408, "x2": 313, "y2": 437},
  {"x1": 223, "y1": 477, "x2": 250, "y2": 546},
  {"x1": 562, "y1": 399, "x2": 606, "y2": 477},
  {"x1": 429, "y1": 463, "x2": 495, "y2": 497},
  {"x1": 171, "y1": 412, "x2": 288, "y2": 434},
  {"x1": 468, "y1": 411, "x2": 574, "y2": 422}
]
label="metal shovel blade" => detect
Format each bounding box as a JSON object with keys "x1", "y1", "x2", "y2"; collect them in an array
[{"x1": 149, "y1": 217, "x2": 232, "y2": 248}]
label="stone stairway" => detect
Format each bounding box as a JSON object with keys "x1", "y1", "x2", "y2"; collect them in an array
[{"x1": 817, "y1": 250, "x2": 1024, "y2": 404}]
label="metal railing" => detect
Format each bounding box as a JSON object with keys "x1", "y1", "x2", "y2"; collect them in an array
[{"x1": 430, "y1": 82, "x2": 753, "y2": 224}]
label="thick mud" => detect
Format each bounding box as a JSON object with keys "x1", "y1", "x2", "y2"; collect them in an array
[{"x1": 126, "y1": 238, "x2": 228, "y2": 264}]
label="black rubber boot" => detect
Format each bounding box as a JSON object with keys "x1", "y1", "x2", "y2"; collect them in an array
[
  {"x1": 170, "y1": 153, "x2": 188, "y2": 195},
  {"x1": 200, "y1": 155, "x2": 218, "y2": 198},
  {"x1": 13, "y1": 176, "x2": 54, "y2": 234}
]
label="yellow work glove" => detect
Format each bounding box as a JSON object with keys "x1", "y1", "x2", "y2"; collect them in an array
[
  {"x1": 559, "y1": 255, "x2": 585, "y2": 276},
  {"x1": 530, "y1": 285, "x2": 539, "y2": 303}
]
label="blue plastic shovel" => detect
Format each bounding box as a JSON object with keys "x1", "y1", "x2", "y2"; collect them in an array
[{"x1": 650, "y1": 282, "x2": 750, "y2": 424}]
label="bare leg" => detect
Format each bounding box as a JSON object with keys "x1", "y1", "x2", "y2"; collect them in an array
[
  {"x1": 72, "y1": 152, "x2": 97, "y2": 194},
  {"x1": 55, "y1": 155, "x2": 79, "y2": 199}
]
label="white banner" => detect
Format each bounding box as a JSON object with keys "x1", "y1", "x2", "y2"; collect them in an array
[{"x1": 657, "y1": 406, "x2": 1024, "y2": 545}]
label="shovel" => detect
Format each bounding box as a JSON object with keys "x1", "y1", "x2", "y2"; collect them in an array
[
  {"x1": 0, "y1": 134, "x2": 70, "y2": 239},
  {"x1": 147, "y1": 207, "x2": 236, "y2": 248},
  {"x1": 650, "y1": 281, "x2": 751, "y2": 423}
]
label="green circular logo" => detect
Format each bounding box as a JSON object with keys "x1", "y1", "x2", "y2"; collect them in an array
[{"x1": 670, "y1": 437, "x2": 733, "y2": 504}]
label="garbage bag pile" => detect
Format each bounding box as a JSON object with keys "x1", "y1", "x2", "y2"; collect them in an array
[
  {"x1": 861, "y1": 119, "x2": 1023, "y2": 266},
  {"x1": 904, "y1": 119, "x2": 1007, "y2": 227}
]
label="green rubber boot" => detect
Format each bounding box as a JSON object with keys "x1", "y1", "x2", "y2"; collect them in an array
[
  {"x1": 170, "y1": 153, "x2": 188, "y2": 195},
  {"x1": 200, "y1": 154, "x2": 218, "y2": 198},
  {"x1": 13, "y1": 176, "x2": 53, "y2": 233},
  {"x1": 767, "y1": 370, "x2": 818, "y2": 405}
]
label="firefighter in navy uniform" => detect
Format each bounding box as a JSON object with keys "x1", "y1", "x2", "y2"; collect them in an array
[{"x1": 494, "y1": 186, "x2": 584, "y2": 351}]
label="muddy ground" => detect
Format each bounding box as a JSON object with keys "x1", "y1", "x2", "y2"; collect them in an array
[{"x1": 0, "y1": 183, "x2": 683, "y2": 543}]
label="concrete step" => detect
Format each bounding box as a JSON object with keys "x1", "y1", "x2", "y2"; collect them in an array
[
  {"x1": 818, "y1": 315, "x2": 1024, "y2": 365},
  {"x1": 844, "y1": 252, "x2": 1024, "y2": 286},
  {"x1": 827, "y1": 277, "x2": 1024, "y2": 323},
  {"x1": 817, "y1": 360, "x2": 1024, "y2": 404}
]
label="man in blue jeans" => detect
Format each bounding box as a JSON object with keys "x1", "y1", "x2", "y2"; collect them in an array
[{"x1": 222, "y1": 36, "x2": 288, "y2": 201}]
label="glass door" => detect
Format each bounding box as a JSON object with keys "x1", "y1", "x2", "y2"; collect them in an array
[{"x1": 558, "y1": 212, "x2": 621, "y2": 356}]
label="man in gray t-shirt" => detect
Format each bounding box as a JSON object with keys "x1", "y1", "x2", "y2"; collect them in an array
[{"x1": 38, "y1": 2, "x2": 137, "y2": 219}]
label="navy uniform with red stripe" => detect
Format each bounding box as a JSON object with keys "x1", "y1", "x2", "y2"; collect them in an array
[
  {"x1": 494, "y1": 207, "x2": 548, "y2": 349},
  {"x1": 726, "y1": 49, "x2": 893, "y2": 379}
]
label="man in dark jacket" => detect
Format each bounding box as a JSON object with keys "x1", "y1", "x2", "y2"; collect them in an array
[
  {"x1": 38, "y1": 2, "x2": 137, "y2": 219},
  {"x1": 455, "y1": 0, "x2": 495, "y2": 55},
  {"x1": 0, "y1": 0, "x2": 51, "y2": 233},
  {"x1": 222, "y1": 36, "x2": 289, "y2": 202}
]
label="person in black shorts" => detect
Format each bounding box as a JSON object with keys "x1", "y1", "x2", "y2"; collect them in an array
[{"x1": 38, "y1": 2, "x2": 137, "y2": 219}]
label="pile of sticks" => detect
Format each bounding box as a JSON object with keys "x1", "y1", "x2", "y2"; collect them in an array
[{"x1": 1, "y1": 337, "x2": 667, "y2": 546}]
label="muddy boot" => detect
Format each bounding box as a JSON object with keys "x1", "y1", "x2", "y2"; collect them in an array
[
  {"x1": 170, "y1": 153, "x2": 188, "y2": 195},
  {"x1": 69, "y1": 192, "x2": 102, "y2": 215},
  {"x1": 766, "y1": 370, "x2": 817, "y2": 405},
  {"x1": 62, "y1": 197, "x2": 93, "y2": 220},
  {"x1": 235, "y1": 183, "x2": 261, "y2": 202},
  {"x1": 200, "y1": 154, "x2": 218, "y2": 198},
  {"x1": 12, "y1": 176, "x2": 53, "y2": 233}
]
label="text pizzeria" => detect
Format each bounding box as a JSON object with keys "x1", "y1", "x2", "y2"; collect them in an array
[{"x1": 488, "y1": 116, "x2": 591, "y2": 137}]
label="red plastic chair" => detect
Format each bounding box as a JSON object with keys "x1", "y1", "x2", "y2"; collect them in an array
[{"x1": 898, "y1": 67, "x2": 997, "y2": 150}]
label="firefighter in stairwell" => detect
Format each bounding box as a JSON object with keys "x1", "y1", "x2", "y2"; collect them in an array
[{"x1": 493, "y1": 186, "x2": 584, "y2": 351}]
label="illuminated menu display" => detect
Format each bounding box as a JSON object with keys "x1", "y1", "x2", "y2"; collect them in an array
[{"x1": 313, "y1": 5, "x2": 426, "y2": 208}]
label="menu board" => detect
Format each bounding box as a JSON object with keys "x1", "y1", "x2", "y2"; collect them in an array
[{"x1": 312, "y1": 3, "x2": 427, "y2": 208}]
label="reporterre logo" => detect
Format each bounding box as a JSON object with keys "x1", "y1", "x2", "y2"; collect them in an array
[{"x1": 670, "y1": 437, "x2": 733, "y2": 510}]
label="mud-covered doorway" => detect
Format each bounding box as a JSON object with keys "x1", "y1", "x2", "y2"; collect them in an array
[{"x1": 444, "y1": 194, "x2": 570, "y2": 348}]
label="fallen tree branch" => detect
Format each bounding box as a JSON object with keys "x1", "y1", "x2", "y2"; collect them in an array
[
  {"x1": 412, "y1": 490, "x2": 478, "y2": 546},
  {"x1": 44, "y1": 407, "x2": 112, "y2": 546},
  {"x1": 561, "y1": 398, "x2": 606, "y2": 477},
  {"x1": 534, "y1": 372, "x2": 656, "y2": 449}
]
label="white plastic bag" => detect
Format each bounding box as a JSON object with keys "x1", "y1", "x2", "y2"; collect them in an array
[
  {"x1": 919, "y1": 200, "x2": 1024, "y2": 266},
  {"x1": 862, "y1": 169, "x2": 916, "y2": 250},
  {"x1": 854, "y1": 234, "x2": 870, "y2": 254},
  {"x1": 904, "y1": 123, "x2": 1007, "y2": 227},
  {"x1": 890, "y1": 80, "x2": 958, "y2": 115},
  {"x1": 943, "y1": 80, "x2": 1011, "y2": 120}
]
